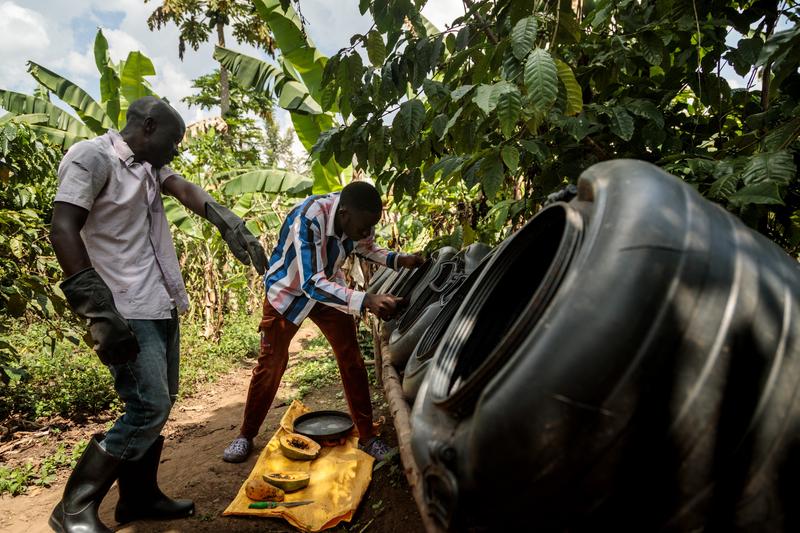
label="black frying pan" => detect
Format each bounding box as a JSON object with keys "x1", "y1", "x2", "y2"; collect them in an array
[{"x1": 292, "y1": 410, "x2": 354, "y2": 441}]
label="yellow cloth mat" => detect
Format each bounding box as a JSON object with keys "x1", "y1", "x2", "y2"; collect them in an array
[{"x1": 223, "y1": 400, "x2": 374, "y2": 531}]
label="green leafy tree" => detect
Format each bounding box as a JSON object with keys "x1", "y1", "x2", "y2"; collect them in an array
[
  {"x1": 167, "y1": 128, "x2": 311, "y2": 337},
  {"x1": 181, "y1": 69, "x2": 307, "y2": 173},
  {"x1": 145, "y1": 0, "x2": 276, "y2": 117},
  {"x1": 211, "y1": 0, "x2": 354, "y2": 193},
  {"x1": 184, "y1": 69, "x2": 276, "y2": 165},
  {"x1": 168, "y1": 67, "x2": 312, "y2": 337},
  {"x1": 308, "y1": 0, "x2": 799, "y2": 252},
  {"x1": 0, "y1": 120, "x2": 71, "y2": 383}
]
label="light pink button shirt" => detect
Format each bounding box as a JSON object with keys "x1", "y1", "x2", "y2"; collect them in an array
[{"x1": 55, "y1": 130, "x2": 189, "y2": 319}]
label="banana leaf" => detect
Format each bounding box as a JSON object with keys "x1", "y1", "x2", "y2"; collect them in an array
[
  {"x1": 0, "y1": 90, "x2": 93, "y2": 146},
  {"x1": 253, "y1": 0, "x2": 326, "y2": 101},
  {"x1": 163, "y1": 196, "x2": 201, "y2": 238},
  {"x1": 214, "y1": 46, "x2": 285, "y2": 94},
  {"x1": 94, "y1": 29, "x2": 121, "y2": 127},
  {"x1": 118, "y1": 52, "x2": 157, "y2": 128},
  {"x1": 279, "y1": 80, "x2": 322, "y2": 115},
  {"x1": 27, "y1": 61, "x2": 113, "y2": 134},
  {"x1": 0, "y1": 113, "x2": 49, "y2": 126},
  {"x1": 220, "y1": 168, "x2": 312, "y2": 196},
  {"x1": 26, "y1": 124, "x2": 90, "y2": 150}
]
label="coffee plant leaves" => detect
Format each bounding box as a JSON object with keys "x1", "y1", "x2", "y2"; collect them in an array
[
  {"x1": 524, "y1": 48, "x2": 558, "y2": 112},
  {"x1": 511, "y1": 16, "x2": 538, "y2": 61}
]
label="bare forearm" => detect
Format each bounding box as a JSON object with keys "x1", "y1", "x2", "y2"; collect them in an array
[
  {"x1": 162, "y1": 175, "x2": 214, "y2": 217},
  {"x1": 51, "y1": 230, "x2": 91, "y2": 277},
  {"x1": 50, "y1": 202, "x2": 91, "y2": 277}
]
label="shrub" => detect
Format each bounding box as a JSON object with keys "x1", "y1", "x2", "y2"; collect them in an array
[
  {"x1": 0, "y1": 319, "x2": 117, "y2": 420},
  {"x1": 0, "y1": 312, "x2": 260, "y2": 421}
]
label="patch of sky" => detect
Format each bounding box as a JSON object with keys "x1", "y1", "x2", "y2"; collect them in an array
[
  {"x1": 93, "y1": 9, "x2": 125, "y2": 30},
  {"x1": 70, "y1": 9, "x2": 124, "y2": 51},
  {"x1": 721, "y1": 14, "x2": 794, "y2": 89}
]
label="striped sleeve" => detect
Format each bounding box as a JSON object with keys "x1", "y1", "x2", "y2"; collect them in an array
[
  {"x1": 354, "y1": 229, "x2": 397, "y2": 269},
  {"x1": 294, "y1": 212, "x2": 366, "y2": 315}
]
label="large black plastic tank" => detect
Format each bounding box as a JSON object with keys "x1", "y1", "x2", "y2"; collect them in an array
[
  {"x1": 411, "y1": 160, "x2": 800, "y2": 532},
  {"x1": 388, "y1": 243, "x2": 492, "y2": 369}
]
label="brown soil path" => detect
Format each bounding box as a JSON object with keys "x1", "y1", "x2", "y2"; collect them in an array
[{"x1": 0, "y1": 324, "x2": 423, "y2": 533}]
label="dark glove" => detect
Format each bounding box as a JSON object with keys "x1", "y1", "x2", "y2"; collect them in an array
[
  {"x1": 205, "y1": 201, "x2": 268, "y2": 275},
  {"x1": 60, "y1": 268, "x2": 139, "y2": 365}
]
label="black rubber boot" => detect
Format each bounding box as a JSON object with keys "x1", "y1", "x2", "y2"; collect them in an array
[
  {"x1": 114, "y1": 435, "x2": 194, "y2": 524},
  {"x1": 49, "y1": 434, "x2": 121, "y2": 533}
]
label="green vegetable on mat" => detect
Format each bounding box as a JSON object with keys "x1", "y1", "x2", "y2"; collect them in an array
[{"x1": 248, "y1": 500, "x2": 314, "y2": 509}]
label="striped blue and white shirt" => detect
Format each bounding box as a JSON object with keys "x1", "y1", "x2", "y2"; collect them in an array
[{"x1": 264, "y1": 192, "x2": 398, "y2": 325}]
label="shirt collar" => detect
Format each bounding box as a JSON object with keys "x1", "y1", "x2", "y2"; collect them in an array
[
  {"x1": 108, "y1": 130, "x2": 154, "y2": 176},
  {"x1": 327, "y1": 193, "x2": 341, "y2": 238},
  {"x1": 108, "y1": 130, "x2": 136, "y2": 166}
]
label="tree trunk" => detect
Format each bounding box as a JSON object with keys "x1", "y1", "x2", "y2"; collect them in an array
[{"x1": 216, "y1": 21, "x2": 231, "y2": 118}]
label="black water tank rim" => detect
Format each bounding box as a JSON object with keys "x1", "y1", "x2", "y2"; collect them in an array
[
  {"x1": 413, "y1": 277, "x2": 471, "y2": 364},
  {"x1": 430, "y1": 203, "x2": 584, "y2": 413},
  {"x1": 392, "y1": 262, "x2": 431, "y2": 298},
  {"x1": 396, "y1": 261, "x2": 460, "y2": 335},
  {"x1": 408, "y1": 265, "x2": 486, "y2": 372}
]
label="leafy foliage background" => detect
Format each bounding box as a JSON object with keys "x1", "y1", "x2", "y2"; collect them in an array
[
  {"x1": 308, "y1": 0, "x2": 799, "y2": 251},
  {"x1": 0, "y1": 0, "x2": 798, "y2": 414}
]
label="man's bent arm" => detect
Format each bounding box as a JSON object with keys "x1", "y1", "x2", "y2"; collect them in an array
[
  {"x1": 163, "y1": 172, "x2": 267, "y2": 274},
  {"x1": 162, "y1": 173, "x2": 213, "y2": 216},
  {"x1": 295, "y1": 215, "x2": 365, "y2": 315},
  {"x1": 50, "y1": 201, "x2": 92, "y2": 277},
  {"x1": 354, "y1": 231, "x2": 397, "y2": 269}
]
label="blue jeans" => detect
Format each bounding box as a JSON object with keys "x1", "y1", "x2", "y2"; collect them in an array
[{"x1": 102, "y1": 309, "x2": 180, "y2": 461}]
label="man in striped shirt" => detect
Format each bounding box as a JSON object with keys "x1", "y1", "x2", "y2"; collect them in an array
[{"x1": 223, "y1": 181, "x2": 424, "y2": 463}]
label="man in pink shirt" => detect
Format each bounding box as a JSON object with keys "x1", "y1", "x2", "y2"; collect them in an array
[{"x1": 48, "y1": 96, "x2": 266, "y2": 533}]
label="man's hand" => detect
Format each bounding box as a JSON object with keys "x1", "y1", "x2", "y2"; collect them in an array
[
  {"x1": 396, "y1": 253, "x2": 425, "y2": 269},
  {"x1": 205, "y1": 201, "x2": 268, "y2": 275},
  {"x1": 60, "y1": 268, "x2": 139, "y2": 365},
  {"x1": 363, "y1": 293, "x2": 409, "y2": 320}
]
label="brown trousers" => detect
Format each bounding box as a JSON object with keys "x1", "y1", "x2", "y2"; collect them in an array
[{"x1": 240, "y1": 298, "x2": 375, "y2": 442}]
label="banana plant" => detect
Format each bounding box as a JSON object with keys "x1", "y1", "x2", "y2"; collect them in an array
[
  {"x1": 163, "y1": 165, "x2": 311, "y2": 237},
  {"x1": 213, "y1": 0, "x2": 348, "y2": 193},
  {"x1": 0, "y1": 29, "x2": 156, "y2": 149}
]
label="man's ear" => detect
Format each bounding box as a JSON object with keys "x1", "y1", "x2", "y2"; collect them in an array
[{"x1": 143, "y1": 117, "x2": 156, "y2": 135}]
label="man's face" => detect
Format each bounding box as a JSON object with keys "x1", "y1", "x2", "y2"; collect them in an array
[
  {"x1": 144, "y1": 116, "x2": 184, "y2": 169},
  {"x1": 340, "y1": 208, "x2": 381, "y2": 241}
]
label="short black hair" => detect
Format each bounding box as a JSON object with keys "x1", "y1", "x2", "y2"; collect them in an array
[{"x1": 339, "y1": 181, "x2": 382, "y2": 214}]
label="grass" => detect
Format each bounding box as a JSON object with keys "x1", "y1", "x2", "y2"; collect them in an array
[
  {"x1": 178, "y1": 312, "x2": 260, "y2": 397},
  {"x1": 285, "y1": 319, "x2": 377, "y2": 399},
  {"x1": 0, "y1": 439, "x2": 87, "y2": 496},
  {"x1": 286, "y1": 333, "x2": 341, "y2": 399},
  {"x1": 0, "y1": 319, "x2": 119, "y2": 421},
  {"x1": 0, "y1": 312, "x2": 259, "y2": 496},
  {"x1": 299, "y1": 333, "x2": 330, "y2": 351},
  {"x1": 285, "y1": 355, "x2": 341, "y2": 399}
]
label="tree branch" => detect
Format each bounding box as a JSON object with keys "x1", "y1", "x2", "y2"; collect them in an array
[{"x1": 462, "y1": 0, "x2": 499, "y2": 44}]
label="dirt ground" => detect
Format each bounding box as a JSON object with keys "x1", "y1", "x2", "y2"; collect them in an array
[{"x1": 0, "y1": 324, "x2": 423, "y2": 533}]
